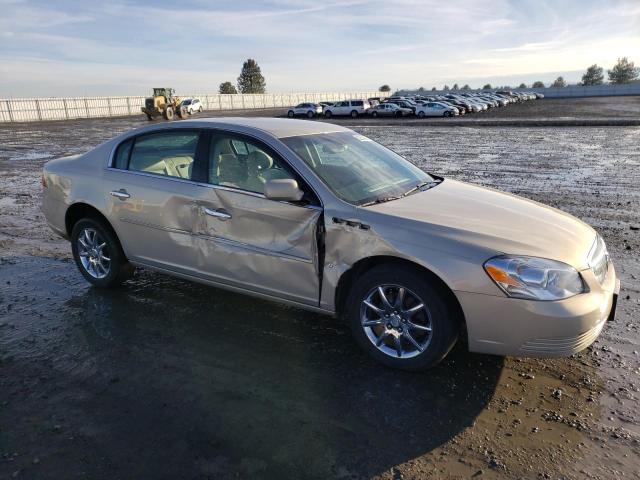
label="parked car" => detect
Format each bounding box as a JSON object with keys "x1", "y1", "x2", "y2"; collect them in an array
[
  {"x1": 287, "y1": 103, "x2": 323, "y2": 118},
  {"x1": 41, "y1": 118, "x2": 618, "y2": 371},
  {"x1": 383, "y1": 99, "x2": 417, "y2": 113},
  {"x1": 416, "y1": 102, "x2": 459, "y2": 117},
  {"x1": 369, "y1": 103, "x2": 413, "y2": 117},
  {"x1": 180, "y1": 98, "x2": 203, "y2": 114},
  {"x1": 323, "y1": 99, "x2": 371, "y2": 117}
]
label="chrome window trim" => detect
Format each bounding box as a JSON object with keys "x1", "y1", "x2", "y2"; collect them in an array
[
  {"x1": 105, "y1": 166, "x2": 322, "y2": 211},
  {"x1": 105, "y1": 125, "x2": 324, "y2": 210}
]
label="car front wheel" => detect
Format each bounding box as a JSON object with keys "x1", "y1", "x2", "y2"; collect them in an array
[
  {"x1": 345, "y1": 264, "x2": 459, "y2": 370},
  {"x1": 350, "y1": 110, "x2": 358, "y2": 118},
  {"x1": 324, "y1": 110, "x2": 332, "y2": 118},
  {"x1": 417, "y1": 111, "x2": 425, "y2": 118},
  {"x1": 71, "y1": 218, "x2": 133, "y2": 288},
  {"x1": 307, "y1": 111, "x2": 314, "y2": 118},
  {"x1": 287, "y1": 110, "x2": 295, "y2": 118}
]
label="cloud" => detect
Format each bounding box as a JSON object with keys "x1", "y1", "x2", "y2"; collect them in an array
[{"x1": 1, "y1": 0, "x2": 640, "y2": 94}]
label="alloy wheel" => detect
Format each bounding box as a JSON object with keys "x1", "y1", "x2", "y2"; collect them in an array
[
  {"x1": 77, "y1": 228, "x2": 111, "y2": 279},
  {"x1": 360, "y1": 284, "x2": 433, "y2": 359}
]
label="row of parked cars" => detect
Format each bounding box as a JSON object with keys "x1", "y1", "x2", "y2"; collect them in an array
[{"x1": 287, "y1": 90, "x2": 544, "y2": 119}]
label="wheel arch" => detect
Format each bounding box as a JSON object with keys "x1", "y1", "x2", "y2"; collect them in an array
[
  {"x1": 64, "y1": 203, "x2": 127, "y2": 259},
  {"x1": 335, "y1": 255, "x2": 466, "y2": 328}
]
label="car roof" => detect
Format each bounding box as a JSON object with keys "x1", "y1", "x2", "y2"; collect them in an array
[{"x1": 154, "y1": 117, "x2": 351, "y2": 139}]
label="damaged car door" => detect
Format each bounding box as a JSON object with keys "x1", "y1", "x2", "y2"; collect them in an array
[
  {"x1": 192, "y1": 131, "x2": 322, "y2": 306},
  {"x1": 105, "y1": 129, "x2": 206, "y2": 274}
]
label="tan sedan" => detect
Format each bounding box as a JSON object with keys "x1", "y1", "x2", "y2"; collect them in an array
[{"x1": 41, "y1": 118, "x2": 619, "y2": 370}]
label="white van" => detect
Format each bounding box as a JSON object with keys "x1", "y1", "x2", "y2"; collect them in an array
[{"x1": 324, "y1": 99, "x2": 371, "y2": 118}]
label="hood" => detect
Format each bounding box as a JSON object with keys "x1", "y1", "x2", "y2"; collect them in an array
[{"x1": 365, "y1": 179, "x2": 596, "y2": 270}]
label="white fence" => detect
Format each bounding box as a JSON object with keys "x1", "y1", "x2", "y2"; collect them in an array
[
  {"x1": 398, "y1": 83, "x2": 640, "y2": 98},
  {"x1": 0, "y1": 92, "x2": 386, "y2": 123}
]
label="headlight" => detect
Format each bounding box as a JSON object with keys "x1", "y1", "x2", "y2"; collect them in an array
[{"x1": 484, "y1": 256, "x2": 584, "y2": 301}]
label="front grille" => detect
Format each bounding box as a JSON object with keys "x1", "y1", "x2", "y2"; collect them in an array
[{"x1": 588, "y1": 235, "x2": 609, "y2": 284}]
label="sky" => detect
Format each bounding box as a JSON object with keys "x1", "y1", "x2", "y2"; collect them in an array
[{"x1": 0, "y1": 0, "x2": 639, "y2": 97}]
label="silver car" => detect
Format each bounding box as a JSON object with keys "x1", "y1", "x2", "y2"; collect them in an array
[{"x1": 41, "y1": 118, "x2": 619, "y2": 370}]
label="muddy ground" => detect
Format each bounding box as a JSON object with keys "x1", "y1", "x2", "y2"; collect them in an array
[{"x1": 0, "y1": 102, "x2": 639, "y2": 479}]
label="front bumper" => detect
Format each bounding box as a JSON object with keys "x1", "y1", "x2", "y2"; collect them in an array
[{"x1": 458, "y1": 262, "x2": 619, "y2": 357}]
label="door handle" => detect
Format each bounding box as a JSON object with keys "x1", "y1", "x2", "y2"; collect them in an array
[
  {"x1": 110, "y1": 189, "x2": 130, "y2": 200},
  {"x1": 203, "y1": 207, "x2": 232, "y2": 220}
]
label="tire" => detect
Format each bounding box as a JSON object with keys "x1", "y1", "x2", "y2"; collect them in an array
[
  {"x1": 163, "y1": 106, "x2": 174, "y2": 120},
  {"x1": 71, "y1": 218, "x2": 134, "y2": 288},
  {"x1": 307, "y1": 111, "x2": 314, "y2": 118},
  {"x1": 395, "y1": 111, "x2": 402, "y2": 117},
  {"x1": 198, "y1": 106, "x2": 203, "y2": 113},
  {"x1": 287, "y1": 110, "x2": 295, "y2": 118},
  {"x1": 417, "y1": 111, "x2": 425, "y2": 118},
  {"x1": 324, "y1": 110, "x2": 332, "y2": 118},
  {"x1": 345, "y1": 264, "x2": 459, "y2": 371},
  {"x1": 177, "y1": 106, "x2": 187, "y2": 119},
  {"x1": 443, "y1": 111, "x2": 450, "y2": 118},
  {"x1": 350, "y1": 110, "x2": 358, "y2": 118},
  {"x1": 372, "y1": 111, "x2": 378, "y2": 118},
  {"x1": 146, "y1": 114, "x2": 153, "y2": 121},
  {"x1": 188, "y1": 107, "x2": 193, "y2": 115}
]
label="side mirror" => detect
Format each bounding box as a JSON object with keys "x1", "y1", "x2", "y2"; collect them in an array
[{"x1": 264, "y1": 179, "x2": 304, "y2": 202}]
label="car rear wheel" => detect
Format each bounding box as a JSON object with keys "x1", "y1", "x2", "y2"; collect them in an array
[
  {"x1": 350, "y1": 110, "x2": 358, "y2": 118},
  {"x1": 417, "y1": 111, "x2": 425, "y2": 118},
  {"x1": 287, "y1": 110, "x2": 295, "y2": 118},
  {"x1": 307, "y1": 111, "x2": 314, "y2": 118},
  {"x1": 371, "y1": 111, "x2": 378, "y2": 117},
  {"x1": 345, "y1": 264, "x2": 459, "y2": 371},
  {"x1": 71, "y1": 218, "x2": 133, "y2": 288},
  {"x1": 164, "y1": 106, "x2": 174, "y2": 120}
]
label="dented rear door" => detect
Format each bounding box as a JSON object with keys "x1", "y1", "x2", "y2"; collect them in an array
[{"x1": 193, "y1": 187, "x2": 322, "y2": 306}]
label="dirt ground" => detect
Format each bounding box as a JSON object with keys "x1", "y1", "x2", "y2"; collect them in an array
[{"x1": 0, "y1": 101, "x2": 639, "y2": 479}]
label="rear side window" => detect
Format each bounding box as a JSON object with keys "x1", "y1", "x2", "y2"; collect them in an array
[
  {"x1": 113, "y1": 139, "x2": 132, "y2": 169},
  {"x1": 351, "y1": 100, "x2": 363, "y2": 106},
  {"x1": 116, "y1": 131, "x2": 199, "y2": 180}
]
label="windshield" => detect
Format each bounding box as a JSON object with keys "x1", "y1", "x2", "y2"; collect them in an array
[{"x1": 281, "y1": 132, "x2": 434, "y2": 206}]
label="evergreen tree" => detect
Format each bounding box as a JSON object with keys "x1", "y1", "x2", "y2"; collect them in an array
[
  {"x1": 581, "y1": 64, "x2": 604, "y2": 85},
  {"x1": 608, "y1": 57, "x2": 639, "y2": 84},
  {"x1": 237, "y1": 59, "x2": 266, "y2": 94},
  {"x1": 219, "y1": 81, "x2": 238, "y2": 94}
]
